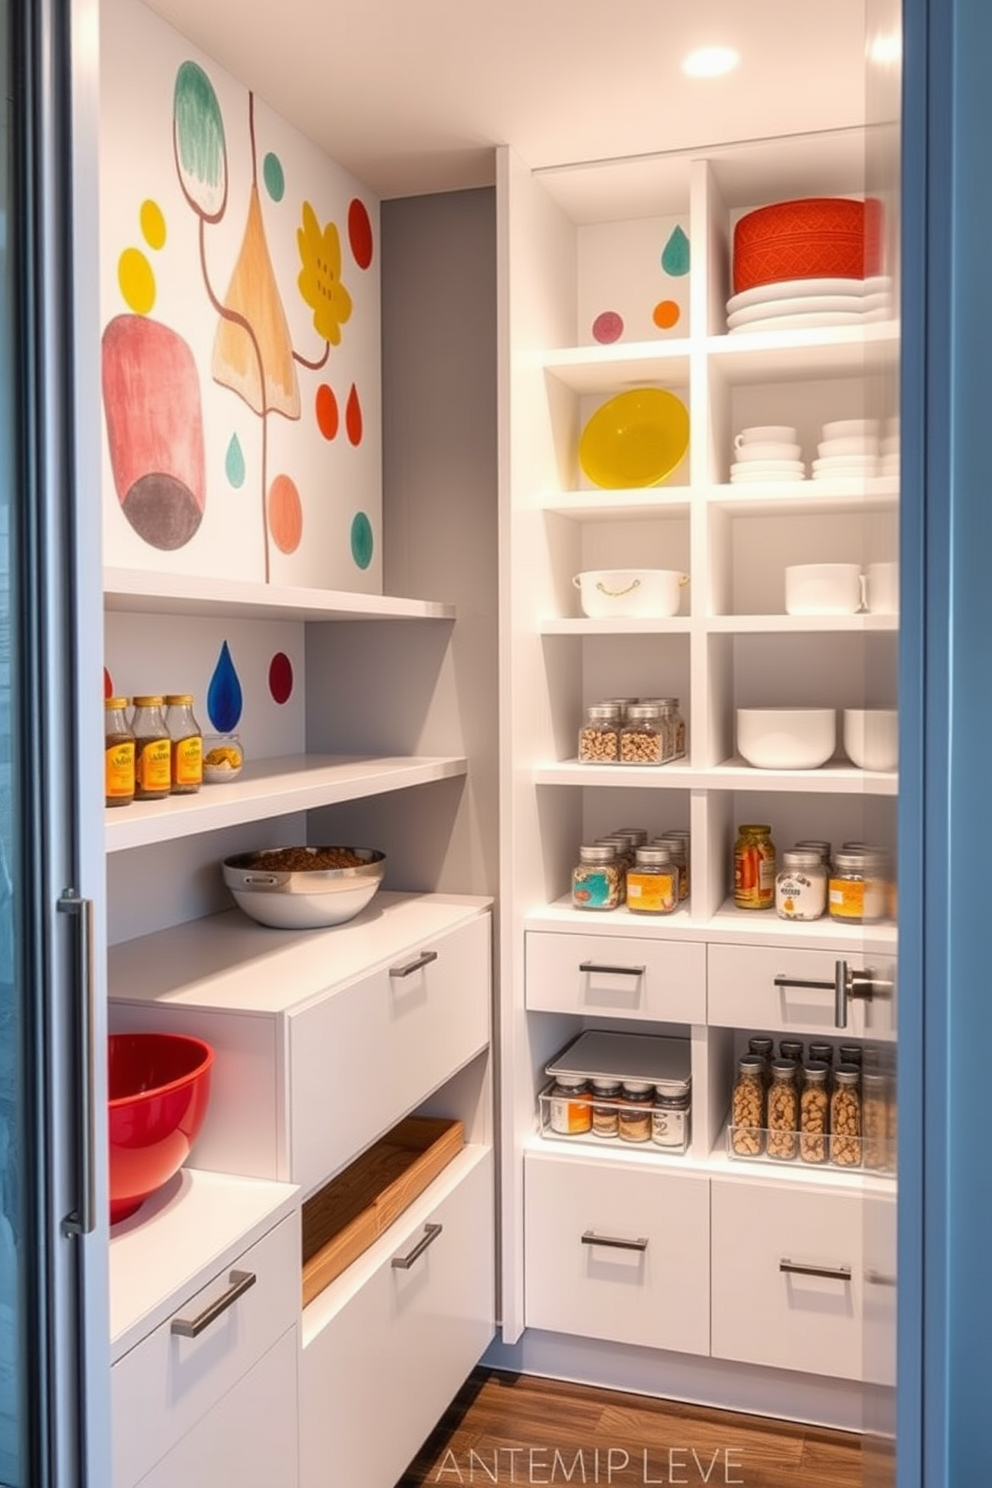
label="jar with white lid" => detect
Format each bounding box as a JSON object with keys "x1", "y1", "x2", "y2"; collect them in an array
[{"x1": 775, "y1": 849, "x2": 827, "y2": 921}]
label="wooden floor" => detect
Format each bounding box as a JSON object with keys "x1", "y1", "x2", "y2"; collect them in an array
[{"x1": 397, "y1": 1369, "x2": 864, "y2": 1488}]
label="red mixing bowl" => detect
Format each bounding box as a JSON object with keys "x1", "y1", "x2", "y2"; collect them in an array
[
  {"x1": 733, "y1": 196, "x2": 882, "y2": 293},
  {"x1": 108, "y1": 1032, "x2": 214, "y2": 1224}
]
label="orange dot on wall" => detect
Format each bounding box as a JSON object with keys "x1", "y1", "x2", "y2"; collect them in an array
[
  {"x1": 315, "y1": 383, "x2": 338, "y2": 440},
  {"x1": 653, "y1": 299, "x2": 681, "y2": 330},
  {"x1": 267, "y1": 474, "x2": 303, "y2": 554}
]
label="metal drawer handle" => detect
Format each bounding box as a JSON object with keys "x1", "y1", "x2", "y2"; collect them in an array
[
  {"x1": 779, "y1": 1257, "x2": 852, "y2": 1282},
  {"x1": 391, "y1": 1221, "x2": 443, "y2": 1269},
  {"x1": 578, "y1": 961, "x2": 645, "y2": 977},
  {"x1": 171, "y1": 1270, "x2": 256, "y2": 1338},
  {"x1": 389, "y1": 949, "x2": 439, "y2": 978},
  {"x1": 58, "y1": 892, "x2": 96, "y2": 1237},
  {"x1": 581, "y1": 1230, "x2": 649, "y2": 1252},
  {"x1": 773, "y1": 961, "x2": 881, "y2": 1030}
]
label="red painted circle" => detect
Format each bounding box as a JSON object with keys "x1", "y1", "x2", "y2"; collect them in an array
[
  {"x1": 346, "y1": 384, "x2": 363, "y2": 446},
  {"x1": 592, "y1": 310, "x2": 623, "y2": 344},
  {"x1": 348, "y1": 198, "x2": 374, "y2": 270},
  {"x1": 268, "y1": 652, "x2": 294, "y2": 705},
  {"x1": 315, "y1": 383, "x2": 339, "y2": 440}
]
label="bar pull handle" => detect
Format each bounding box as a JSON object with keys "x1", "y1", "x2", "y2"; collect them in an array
[
  {"x1": 581, "y1": 1230, "x2": 649, "y2": 1252},
  {"x1": 773, "y1": 975, "x2": 834, "y2": 991},
  {"x1": 773, "y1": 963, "x2": 879, "y2": 1030},
  {"x1": 59, "y1": 891, "x2": 96, "y2": 1238},
  {"x1": 578, "y1": 961, "x2": 645, "y2": 978},
  {"x1": 171, "y1": 1270, "x2": 256, "y2": 1337},
  {"x1": 779, "y1": 1257, "x2": 852, "y2": 1282},
  {"x1": 389, "y1": 950, "x2": 439, "y2": 979},
  {"x1": 391, "y1": 1222, "x2": 443, "y2": 1269}
]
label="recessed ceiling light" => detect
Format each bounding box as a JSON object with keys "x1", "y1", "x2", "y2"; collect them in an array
[
  {"x1": 867, "y1": 31, "x2": 902, "y2": 65},
  {"x1": 681, "y1": 46, "x2": 740, "y2": 79}
]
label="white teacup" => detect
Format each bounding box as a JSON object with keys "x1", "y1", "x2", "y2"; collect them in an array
[
  {"x1": 822, "y1": 418, "x2": 881, "y2": 440},
  {"x1": 866, "y1": 560, "x2": 899, "y2": 614},
  {"x1": 734, "y1": 441, "x2": 803, "y2": 462},
  {"x1": 784, "y1": 562, "x2": 865, "y2": 615},
  {"x1": 734, "y1": 425, "x2": 798, "y2": 449},
  {"x1": 843, "y1": 708, "x2": 898, "y2": 772}
]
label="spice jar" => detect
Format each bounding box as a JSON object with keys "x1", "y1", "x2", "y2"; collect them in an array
[
  {"x1": 618, "y1": 1081, "x2": 655, "y2": 1142},
  {"x1": 766, "y1": 1059, "x2": 800, "y2": 1160},
  {"x1": 734, "y1": 824, "x2": 776, "y2": 910},
  {"x1": 748, "y1": 1037, "x2": 774, "y2": 1086},
  {"x1": 838, "y1": 1043, "x2": 864, "y2": 1069},
  {"x1": 862, "y1": 1070, "x2": 890, "y2": 1171},
  {"x1": 779, "y1": 1040, "x2": 804, "y2": 1065},
  {"x1": 164, "y1": 693, "x2": 203, "y2": 795},
  {"x1": 578, "y1": 703, "x2": 620, "y2": 764},
  {"x1": 571, "y1": 845, "x2": 623, "y2": 910},
  {"x1": 809, "y1": 1042, "x2": 835, "y2": 1068},
  {"x1": 549, "y1": 1076, "x2": 592, "y2": 1135},
  {"x1": 590, "y1": 1079, "x2": 622, "y2": 1138},
  {"x1": 657, "y1": 698, "x2": 686, "y2": 759},
  {"x1": 660, "y1": 827, "x2": 691, "y2": 896},
  {"x1": 775, "y1": 849, "x2": 827, "y2": 921},
  {"x1": 830, "y1": 1063, "x2": 862, "y2": 1167},
  {"x1": 131, "y1": 695, "x2": 172, "y2": 801},
  {"x1": 799, "y1": 1061, "x2": 831, "y2": 1164},
  {"x1": 730, "y1": 1054, "x2": 766, "y2": 1156},
  {"x1": 652, "y1": 1083, "x2": 691, "y2": 1152},
  {"x1": 795, "y1": 839, "x2": 833, "y2": 868},
  {"x1": 626, "y1": 846, "x2": 678, "y2": 915},
  {"x1": 105, "y1": 697, "x2": 136, "y2": 808},
  {"x1": 620, "y1": 704, "x2": 666, "y2": 765},
  {"x1": 828, "y1": 849, "x2": 888, "y2": 924},
  {"x1": 654, "y1": 835, "x2": 689, "y2": 902}
]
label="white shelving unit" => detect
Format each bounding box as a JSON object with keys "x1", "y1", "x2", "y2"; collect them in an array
[{"x1": 497, "y1": 131, "x2": 899, "y2": 1413}]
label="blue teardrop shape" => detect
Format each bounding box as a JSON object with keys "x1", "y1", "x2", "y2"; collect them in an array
[
  {"x1": 207, "y1": 640, "x2": 243, "y2": 732},
  {"x1": 225, "y1": 432, "x2": 245, "y2": 488},
  {"x1": 661, "y1": 225, "x2": 691, "y2": 277}
]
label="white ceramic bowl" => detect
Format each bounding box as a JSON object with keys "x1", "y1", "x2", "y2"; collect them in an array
[
  {"x1": 733, "y1": 441, "x2": 803, "y2": 463},
  {"x1": 735, "y1": 425, "x2": 798, "y2": 447},
  {"x1": 572, "y1": 568, "x2": 687, "y2": 618},
  {"x1": 737, "y1": 708, "x2": 837, "y2": 770},
  {"x1": 222, "y1": 846, "x2": 386, "y2": 928},
  {"x1": 843, "y1": 709, "x2": 898, "y2": 771},
  {"x1": 822, "y1": 418, "x2": 881, "y2": 440},
  {"x1": 784, "y1": 563, "x2": 864, "y2": 615}
]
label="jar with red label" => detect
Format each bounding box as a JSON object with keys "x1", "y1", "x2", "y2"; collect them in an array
[{"x1": 733, "y1": 823, "x2": 776, "y2": 910}]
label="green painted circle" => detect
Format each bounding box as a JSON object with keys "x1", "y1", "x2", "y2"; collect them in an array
[
  {"x1": 263, "y1": 152, "x2": 285, "y2": 202},
  {"x1": 350, "y1": 511, "x2": 374, "y2": 570}
]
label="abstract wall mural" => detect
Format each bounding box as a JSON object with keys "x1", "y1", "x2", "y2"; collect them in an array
[{"x1": 100, "y1": 0, "x2": 382, "y2": 590}]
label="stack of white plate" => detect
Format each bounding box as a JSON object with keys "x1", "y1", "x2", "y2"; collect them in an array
[
  {"x1": 811, "y1": 418, "x2": 880, "y2": 480},
  {"x1": 879, "y1": 416, "x2": 900, "y2": 478},
  {"x1": 725, "y1": 276, "x2": 893, "y2": 335}
]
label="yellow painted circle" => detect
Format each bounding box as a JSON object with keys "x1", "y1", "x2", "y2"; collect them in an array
[
  {"x1": 140, "y1": 199, "x2": 167, "y2": 250},
  {"x1": 118, "y1": 247, "x2": 156, "y2": 315}
]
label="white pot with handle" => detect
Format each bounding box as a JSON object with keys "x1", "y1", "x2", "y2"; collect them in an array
[{"x1": 573, "y1": 568, "x2": 688, "y2": 618}]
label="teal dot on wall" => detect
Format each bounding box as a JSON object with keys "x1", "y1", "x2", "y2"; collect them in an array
[
  {"x1": 225, "y1": 432, "x2": 246, "y2": 487},
  {"x1": 263, "y1": 152, "x2": 285, "y2": 203},
  {"x1": 661, "y1": 225, "x2": 691, "y2": 277},
  {"x1": 350, "y1": 512, "x2": 374, "y2": 570}
]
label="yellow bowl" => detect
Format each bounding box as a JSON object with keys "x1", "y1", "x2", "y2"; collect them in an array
[{"x1": 578, "y1": 388, "x2": 690, "y2": 489}]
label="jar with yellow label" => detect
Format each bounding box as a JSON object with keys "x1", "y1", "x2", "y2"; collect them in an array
[
  {"x1": 549, "y1": 1076, "x2": 592, "y2": 1136},
  {"x1": 164, "y1": 694, "x2": 203, "y2": 795},
  {"x1": 104, "y1": 698, "x2": 135, "y2": 807},
  {"x1": 131, "y1": 696, "x2": 172, "y2": 801},
  {"x1": 734, "y1": 824, "x2": 776, "y2": 910},
  {"x1": 828, "y1": 850, "x2": 887, "y2": 924},
  {"x1": 626, "y1": 846, "x2": 678, "y2": 915}
]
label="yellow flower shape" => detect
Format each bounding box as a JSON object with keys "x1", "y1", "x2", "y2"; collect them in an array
[{"x1": 297, "y1": 201, "x2": 353, "y2": 346}]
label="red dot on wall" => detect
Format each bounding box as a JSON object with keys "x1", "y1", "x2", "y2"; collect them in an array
[
  {"x1": 315, "y1": 383, "x2": 338, "y2": 441},
  {"x1": 347, "y1": 198, "x2": 374, "y2": 270},
  {"x1": 104, "y1": 667, "x2": 113, "y2": 699},
  {"x1": 268, "y1": 652, "x2": 294, "y2": 705}
]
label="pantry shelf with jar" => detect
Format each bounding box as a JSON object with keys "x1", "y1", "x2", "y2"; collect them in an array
[{"x1": 496, "y1": 128, "x2": 899, "y2": 1408}]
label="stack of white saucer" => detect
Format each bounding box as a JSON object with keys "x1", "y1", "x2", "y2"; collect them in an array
[
  {"x1": 879, "y1": 416, "x2": 900, "y2": 478},
  {"x1": 730, "y1": 424, "x2": 806, "y2": 483},
  {"x1": 725, "y1": 276, "x2": 894, "y2": 335},
  {"x1": 811, "y1": 418, "x2": 880, "y2": 480}
]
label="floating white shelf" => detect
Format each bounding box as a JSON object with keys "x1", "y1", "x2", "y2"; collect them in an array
[
  {"x1": 705, "y1": 614, "x2": 897, "y2": 634},
  {"x1": 103, "y1": 567, "x2": 456, "y2": 622},
  {"x1": 706, "y1": 479, "x2": 899, "y2": 515},
  {"x1": 542, "y1": 338, "x2": 691, "y2": 393},
  {"x1": 534, "y1": 760, "x2": 697, "y2": 789},
  {"x1": 539, "y1": 617, "x2": 691, "y2": 636},
  {"x1": 532, "y1": 759, "x2": 896, "y2": 795},
  {"x1": 704, "y1": 321, "x2": 900, "y2": 381},
  {"x1": 105, "y1": 754, "x2": 468, "y2": 851},
  {"x1": 540, "y1": 488, "x2": 691, "y2": 519}
]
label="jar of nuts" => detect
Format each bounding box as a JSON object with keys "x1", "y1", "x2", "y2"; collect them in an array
[
  {"x1": 620, "y1": 703, "x2": 667, "y2": 765},
  {"x1": 571, "y1": 844, "x2": 623, "y2": 910},
  {"x1": 862, "y1": 1069, "x2": 890, "y2": 1171},
  {"x1": 767, "y1": 1059, "x2": 800, "y2": 1160},
  {"x1": 578, "y1": 704, "x2": 621, "y2": 764},
  {"x1": 730, "y1": 1054, "x2": 766, "y2": 1156},
  {"x1": 799, "y1": 1061, "x2": 831, "y2": 1164},
  {"x1": 830, "y1": 1063, "x2": 863, "y2": 1167}
]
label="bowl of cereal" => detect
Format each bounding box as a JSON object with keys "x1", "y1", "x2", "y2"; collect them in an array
[
  {"x1": 203, "y1": 732, "x2": 244, "y2": 782},
  {"x1": 221, "y1": 845, "x2": 386, "y2": 928}
]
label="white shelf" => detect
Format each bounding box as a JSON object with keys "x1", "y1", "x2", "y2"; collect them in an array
[
  {"x1": 109, "y1": 1168, "x2": 298, "y2": 1362},
  {"x1": 541, "y1": 488, "x2": 691, "y2": 520},
  {"x1": 706, "y1": 614, "x2": 897, "y2": 634},
  {"x1": 525, "y1": 896, "x2": 897, "y2": 953},
  {"x1": 543, "y1": 339, "x2": 691, "y2": 393},
  {"x1": 704, "y1": 321, "x2": 900, "y2": 381},
  {"x1": 103, "y1": 567, "x2": 456, "y2": 622},
  {"x1": 104, "y1": 754, "x2": 468, "y2": 851},
  {"x1": 534, "y1": 760, "x2": 697, "y2": 789},
  {"x1": 539, "y1": 617, "x2": 691, "y2": 636},
  {"x1": 707, "y1": 758, "x2": 897, "y2": 795},
  {"x1": 707, "y1": 479, "x2": 898, "y2": 515}
]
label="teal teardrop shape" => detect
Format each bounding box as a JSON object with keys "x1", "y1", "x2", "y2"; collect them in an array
[
  {"x1": 207, "y1": 640, "x2": 243, "y2": 733},
  {"x1": 351, "y1": 512, "x2": 374, "y2": 570},
  {"x1": 661, "y1": 225, "x2": 691, "y2": 277},
  {"x1": 225, "y1": 433, "x2": 245, "y2": 488},
  {"x1": 173, "y1": 61, "x2": 227, "y2": 220}
]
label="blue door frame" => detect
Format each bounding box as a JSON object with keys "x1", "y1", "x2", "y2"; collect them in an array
[{"x1": 899, "y1": 0, "x2": 992, "y2": 1482}]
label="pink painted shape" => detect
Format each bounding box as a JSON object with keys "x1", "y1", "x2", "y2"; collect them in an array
[
  {"x1": 102, "y1": 315, "x2": 205, "y2": 511},
  {"x1": 268, "y1": 652, "x2": 294, "y2": 704}
]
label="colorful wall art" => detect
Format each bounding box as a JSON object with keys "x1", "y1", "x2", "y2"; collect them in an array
[
  {"x1": 100, "y1": 0, "x2": 382, "y2": 590},
  {"x1": 578, "y1": 215, "x2": 691, "y2": 345}
]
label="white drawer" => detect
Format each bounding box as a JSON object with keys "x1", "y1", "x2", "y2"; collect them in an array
[
  {"x1": 290, "y1": 913, "x2": 490, "y2": 1191},
  {"x1": 523, "y1": 1150, "x2": 709, "y2": 1354},
  {"x1": 526, "y1": 931, "x2": 705, "y2": 1023},
  {"x1": 707, "y1": 943, "x2": 896, "y2": 1040},
  {"x1": 134, "y1": 1327, "x2": 298, "y2": 1488},
  {"x1": 300, "y1": 1148, "x2": 494, "y2": 1488},
  {"x1": 711, "y1": 1177, "x2": 864, "y2": 1381},
  {"x1": 113, "y1": 1211, "x2": 300, "y2": 1488}
]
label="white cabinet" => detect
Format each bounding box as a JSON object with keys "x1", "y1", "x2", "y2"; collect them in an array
[{"x1": 499, "y1": 130, "x2": 899, "y2": 1394}]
